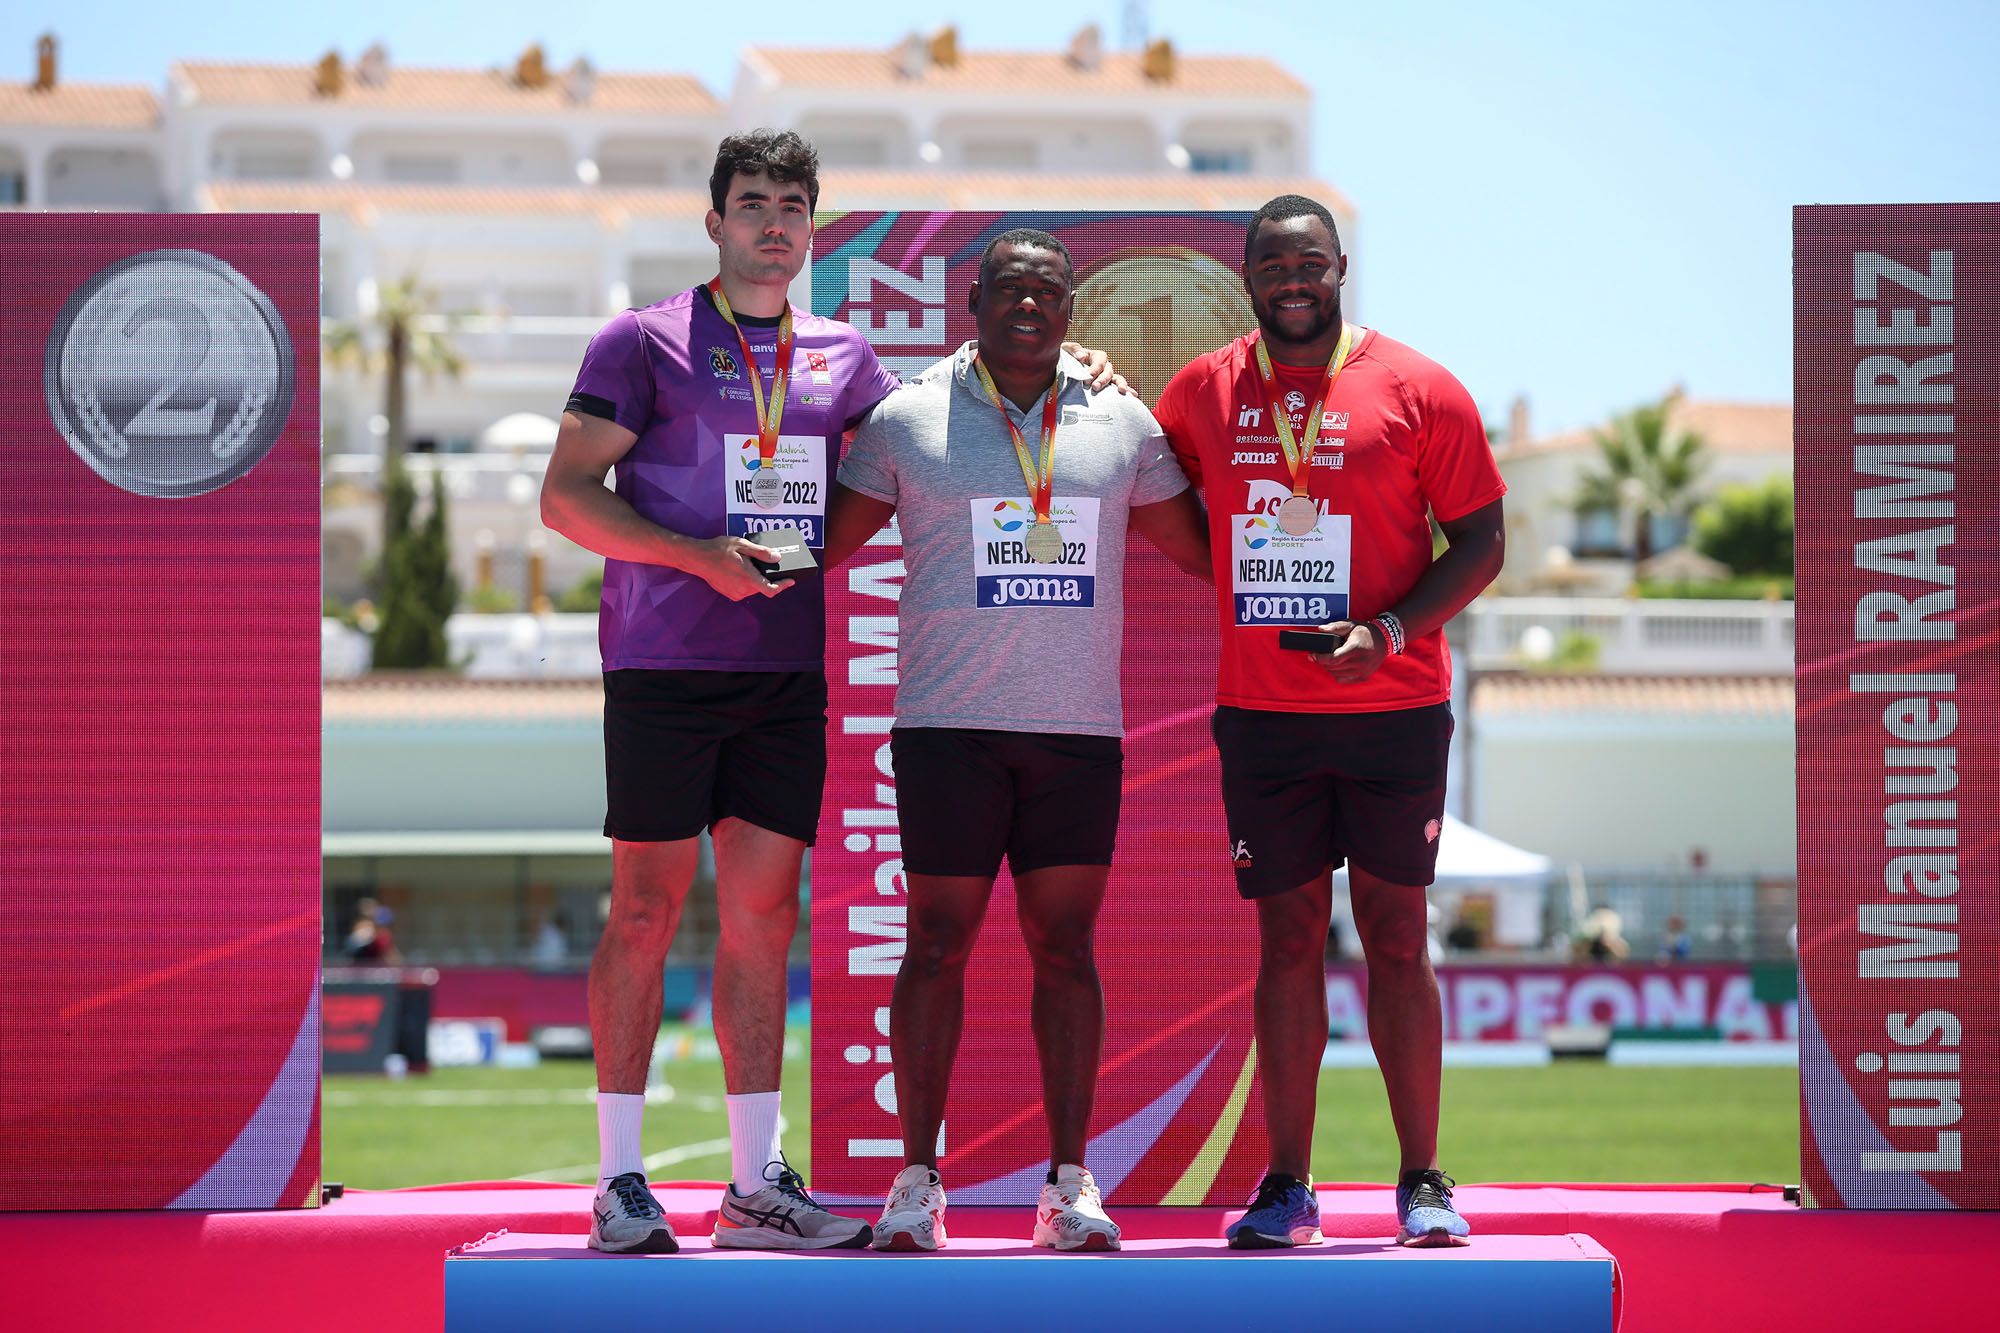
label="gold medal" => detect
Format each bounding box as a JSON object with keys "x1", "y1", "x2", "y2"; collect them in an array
[
  {"x1": 1277, "y1": 495, "x2": 1320, "y2": 536},
  {"x1": 1253, "y1": 323, "x2": 1354, "y2": 537},
  {"x1": 972, "y1": 354, "x2": 1066, "y2": 566},
  {"x1": 751, "y1": 469, "x2": 782, "y2": 509}
]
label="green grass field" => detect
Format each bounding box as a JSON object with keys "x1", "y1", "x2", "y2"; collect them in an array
[{"x1": 322, "y1": 1027, "x2": 1799, "y2": 1190}]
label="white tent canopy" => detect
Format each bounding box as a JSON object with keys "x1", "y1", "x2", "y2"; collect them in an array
[
  {"x1": 1334, "y1": 814, "x2": 1553, "y2": 949},
  {"x1": 479, "y1": 412, "x2": 560, "y2": 451}
]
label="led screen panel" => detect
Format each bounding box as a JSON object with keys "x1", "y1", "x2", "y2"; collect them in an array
[
  {"x1": 811, "y1": 212, "x2": 1267, "y2": 1205},
  {"x1": 0, "y1": 215, "x2": 322, "y2": 1210}
]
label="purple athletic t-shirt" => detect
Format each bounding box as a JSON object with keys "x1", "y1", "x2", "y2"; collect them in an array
[{"x1": 568, "y1": 285, "x2": 901, "y2": 671}]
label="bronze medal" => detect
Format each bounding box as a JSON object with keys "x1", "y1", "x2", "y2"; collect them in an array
[
  {"x1": 1277, "y1": 495, "x2": 1320, "y2": 536},
  {"x1": 752, "y1": 469, "x2": 782, "y2": 509},
  {"x1": 1025, "y1": 522, "x2": 1064, "y2": 563}
]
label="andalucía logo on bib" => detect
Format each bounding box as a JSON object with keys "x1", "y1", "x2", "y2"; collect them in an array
[
  {"x1": 1230, "y1": 511, "x2": 1352, "y2": 626},
  {"x1": 971, "y1": 496, "x2": 1100, "y2": 608}
]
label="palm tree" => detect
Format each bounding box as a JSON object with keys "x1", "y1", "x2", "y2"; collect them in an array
[
  {"x1": 325, "y1": 274, "x2": 465, "y2": 540},
  {"x1": 1575, "y1": 393, "x2": 1711, "y2": 566}
]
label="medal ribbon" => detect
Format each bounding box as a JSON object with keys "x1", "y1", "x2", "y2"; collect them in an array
[
  {"x1": 709, "y1": 277, "x2": 794, "y2": 474},
  {"x1": 1252, "y1": 322, "x2": 1354, "y2": 500},
  {"x1": 971, "y1": 355, "x2": 1063, "y2": 536}
]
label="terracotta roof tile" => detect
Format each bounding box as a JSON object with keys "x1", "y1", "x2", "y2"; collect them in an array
[
  {"x1": 0, "y1": 82, "x2": 158, "y2": 129},
  {"x1": 1502, "y1": 400, "x2": 1792, "y2": 459},
  {"x1": 171, "y1": 61, "x2": 719, "y2": 116},
  {"x1": 747, "y1": 46, "x2": 1307, "y2": 98},
  {"x1": 202, "y1": 174, "x2": 1350, "y2": 220},
  {"x1": 1472, "y1": 672, "x2": 1794, "y2": 718}
]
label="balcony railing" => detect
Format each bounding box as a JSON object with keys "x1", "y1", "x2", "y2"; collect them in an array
[
  {"x1": 325, "y1": 598, "x2": 1798, "y2": 681},
  {"x1": 1462, "y1": 596, "x2": 1793, "y2": 675}
]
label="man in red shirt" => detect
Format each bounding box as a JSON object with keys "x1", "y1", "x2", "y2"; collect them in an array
[{"x1": 1155, "y1": 195, "x2": 1505, "y2": 1248}]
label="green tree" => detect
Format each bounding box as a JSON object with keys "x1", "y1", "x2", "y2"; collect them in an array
[
  {"x1": 325, "y1": 274, "x2": 465, "y2": 542},
  {"x1": 371, "y1": 457, "x2": 460, "y2": 670},
  {"x1": 1693, "y1": 475, "x2": 1793, "y2": 576},
  {"x1": 1575, "y1": 394, "x2": 1711, "y2": 565}
]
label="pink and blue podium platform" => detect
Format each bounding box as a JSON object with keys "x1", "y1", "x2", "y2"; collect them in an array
[
  {"x1": 9, "y1": 1179, "x2": 2000, "y2": 1331},
  {"x1": 446, "y1": 1231, "x2": 1617, "y2": 1332}
]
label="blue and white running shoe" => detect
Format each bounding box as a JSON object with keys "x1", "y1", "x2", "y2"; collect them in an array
[
  {"x1": 1397, "y1": 1168, "x2": 1471, "y2": 1247},
  {"x1": 1226, "y1": 1172, "x2": 1322, "y2": 1249}
]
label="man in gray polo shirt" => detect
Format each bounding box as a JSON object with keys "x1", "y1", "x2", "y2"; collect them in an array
[{"x1": 823, "y1": 228, "x2": 1209, "y2": 1253}]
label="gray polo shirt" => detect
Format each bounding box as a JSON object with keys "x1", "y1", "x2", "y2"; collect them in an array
[{"x1": 839, "y1": 342, "x2": 1189, "y2": 738}]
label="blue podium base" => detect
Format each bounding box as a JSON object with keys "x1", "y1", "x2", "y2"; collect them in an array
[{"x1": 446, "y1": 1232, "x2": 1618, "y2": 1332}]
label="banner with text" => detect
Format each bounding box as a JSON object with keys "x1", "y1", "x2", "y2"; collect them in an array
[
  {"x1": 811, "y1": 212, "x2": 1266, "y2": 1204},
  {"x1": 1327, "y1": 964, "x2": 1796, "y2": 1042},
  {"x1": 1795, "y1": 204, "x2": 1999, "y2": 1209}
]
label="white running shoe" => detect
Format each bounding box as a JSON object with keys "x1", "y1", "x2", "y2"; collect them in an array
[
  {"x1": 589, "y1": 1172, "x2": 679, "y2": 1254},
  {"x1": 1034, "y1": 1164, "x2": 1121, "y2": 1252},
  {"x1": 711, "y1": 1157, "x2": 873, "y2": 1251},
  {"x1": 872, "y1": 1163, "x2": 947, "y2": 1252}
]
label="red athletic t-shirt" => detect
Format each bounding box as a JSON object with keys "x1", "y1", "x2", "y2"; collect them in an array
[{"x1": 1155, "y1": 328, "x2": 1505, "y2": 714}]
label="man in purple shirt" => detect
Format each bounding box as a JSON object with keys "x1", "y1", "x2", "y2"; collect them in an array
[{"x1": 543, "y1": 131, "x2": 1120, "y2": 1253}]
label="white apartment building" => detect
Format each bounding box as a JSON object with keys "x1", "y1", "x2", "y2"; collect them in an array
[
  {"x1": 4, "y1": 29, "x2": 1340, "y2": 601},
  {"x1": 1491, "y1": 395, "x2": 1794, "y2": 596}
]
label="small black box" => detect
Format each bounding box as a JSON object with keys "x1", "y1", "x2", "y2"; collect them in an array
[{"x1": 754, "y1": 525, "x2": 819, "y2": 582}]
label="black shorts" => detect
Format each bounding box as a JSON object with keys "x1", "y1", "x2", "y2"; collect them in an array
[
  {"x1": 603, "y1": 669, "x2": 827, "y2": 844},
  {"x1": 1211, "y1": 702, "x2": 1452, "y2": 898},
  {"x1": 891, "y1": 728, "x2": 1123, "y2": 879}
]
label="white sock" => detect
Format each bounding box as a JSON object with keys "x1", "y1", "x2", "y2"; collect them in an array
[
  {"x1": 597, "y1": 1091, "x2": 646, "y2": 1182},
  {"x1": 726, "y1": 1091, "x2": 783, "y2": 1195}
]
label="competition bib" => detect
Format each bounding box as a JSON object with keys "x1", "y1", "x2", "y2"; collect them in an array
[
  {"x1": 725, "y1": 432, "x2": 827, "y2": 547},
  {"x1": 1230, "y1": 511, "x2": 1351, "y2": 625},
  {"x1": 970, "y1": 496, "x2": 1099, "y2": 608}
]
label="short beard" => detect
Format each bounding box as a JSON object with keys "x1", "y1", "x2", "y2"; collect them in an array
[{"x1": 1252, "y1": 293, "x2": 1341, "y2": 348}]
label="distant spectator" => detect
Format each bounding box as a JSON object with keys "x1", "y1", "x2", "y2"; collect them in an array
[
  {"x1": 344, "y1": 898, "x2": 401, "y2": 964},
  {"x1": 532, "y1": 912, "x2": 569, "y2": 968},
  {"x1": 345, "y1": 898, "x2": 384, "y2": 961},
  {"x1": 1445, "y1": 913, "x2": 1483, "y2": 953},
  {"x1": 1657, "y1": 914, "x2": 1693, "y2": 962},
  {"x1": 1576, "y1": 906, "x2": 1630, "y2": 963}
]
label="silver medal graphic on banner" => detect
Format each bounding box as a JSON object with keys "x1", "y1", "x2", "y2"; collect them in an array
[
  {"x1": 43, "y1": 248, "x2": 295, "y2": 499},
  {"x1": 751, "y1": 468, "x2": 783, "y2": 509}
]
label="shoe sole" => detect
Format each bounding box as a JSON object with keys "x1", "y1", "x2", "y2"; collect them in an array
[
  {"x1": 1227, "y1": 1226, "x2": 1324, "y2": 1250},
  {"x1": 711, "y1": 1224, "x2": 874, "y2": 1251},
  {"x1": 871, "y1": 1226, "x2": 941, "y2": 1252},
  {"x1": 589, "y1": 1229, "x2": 679, "y2": 1255},
  {"x1": 1033, "y1": 1223, "x2": 1121, "y2": 1252},
  {"x1": 1399, "y1": 1228, "x2": 1471, "y2": 1248}
]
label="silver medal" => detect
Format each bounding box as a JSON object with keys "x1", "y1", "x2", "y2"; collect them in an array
[
  {"x1": 752, "y1": 468, "x2": 783, "y2": 509},
  {"x1": 44, "y1": 248, "x2": 294, "y2": 499}
]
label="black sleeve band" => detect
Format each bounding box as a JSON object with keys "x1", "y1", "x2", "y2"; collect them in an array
[{"x1": 566, "y1": 392, "x2": 619, "y2": 423}]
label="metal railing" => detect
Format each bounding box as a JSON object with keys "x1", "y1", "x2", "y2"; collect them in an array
[
  {"x1": 327, "y1": 599, "x2": 1797, "y2": 681},
  {"x1": 1463, "y1": 596, "x2": 1793, "y2": 674}
]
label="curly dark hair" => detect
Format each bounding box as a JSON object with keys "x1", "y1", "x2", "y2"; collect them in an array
[
  {"x1": 708, "y1": 130, "x2": 821, "y2": 215},
  {"x1": 1244, "y1": 194, "x2": 1342, "y2": 265},
  {"x1": 979, "y1": 227, "x2": 1075, "y2": 287}
]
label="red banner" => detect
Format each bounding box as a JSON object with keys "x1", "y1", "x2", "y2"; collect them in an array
[
  {"x1": 0, "y1": 216, "x2": 321, "y2": 1210},
  {"x1": 1795, "y1": 204, "x2": 2000, "y2": 1209},
  {"x1": 811, "y1": 211, "x2": 1267, "y2": 1205},
  {"x1": 1327, "y1": 964, "x2": 1795, "y2": 1042}
]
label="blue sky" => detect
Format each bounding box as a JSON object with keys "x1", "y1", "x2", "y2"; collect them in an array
[{"x1": 8, "y1": 0, "x2": 1996, "y2": 436}]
